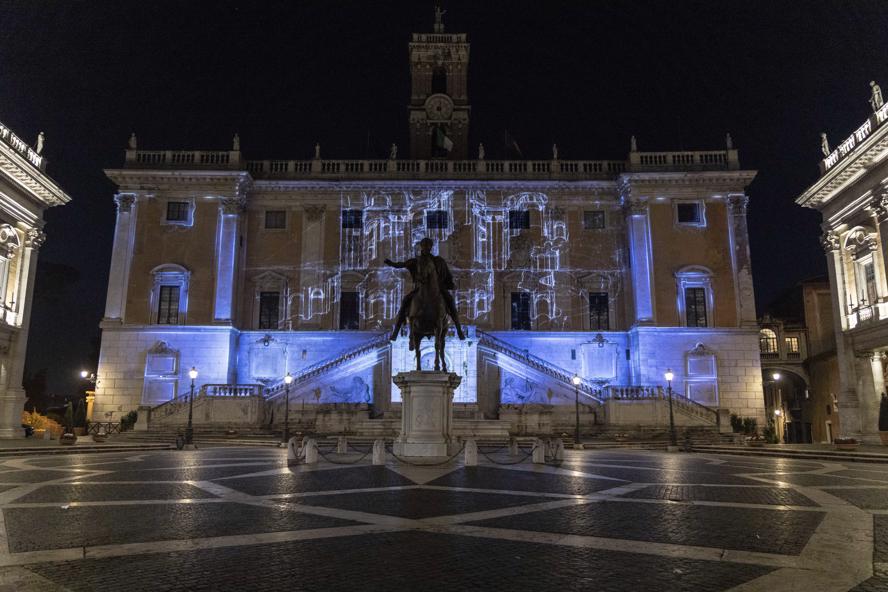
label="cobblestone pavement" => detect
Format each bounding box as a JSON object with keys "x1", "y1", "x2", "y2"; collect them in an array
[{"x1": 0, "y1": 447, "x2": 881, "y2": 591}]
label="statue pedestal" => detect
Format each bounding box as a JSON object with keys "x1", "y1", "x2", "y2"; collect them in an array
[{"x1": 393, "y1": 371, "x2": 460, "y2": 458}]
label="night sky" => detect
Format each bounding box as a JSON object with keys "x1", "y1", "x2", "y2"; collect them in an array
[{"x1": 1, "y1": 1, "x2": 887, "y2": 398}]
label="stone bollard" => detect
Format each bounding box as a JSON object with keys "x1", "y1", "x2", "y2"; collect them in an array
[
  {"x1": 287, "y1": 436, "x2": 302, "y2": 462},
  {"x1": 532, "y1": 438, "x2": 546, "y2": 464},
  {"x1": 464, "y1": 438, "x2": 478, "y2": 466},
  {"x1": 553, "y1": 438, "x2": 565, "y2": 461},
  {"x1": 509, "y1": 438, "x2": 519, "y2": 455},
  {"x1": 304, "y1": 438, "x2": 318, "y2": 464},
  {"x1": 337, "y1": 436, "x2": 347, "y2": 454},
  {"x1": 372, "y1": 439, "x2": 386, "y2": 465}
]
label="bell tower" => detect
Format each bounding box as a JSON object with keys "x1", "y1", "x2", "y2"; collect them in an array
[{"x1": 408, "y1": 8, "x2": 470, "y2": 160}]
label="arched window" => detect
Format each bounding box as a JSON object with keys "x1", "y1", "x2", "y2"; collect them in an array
[
  {"x1": 675, "y1": 266, "x2": 714, "y2": 327},
  {"x1": 759, "y1": 328, "x2": 778, "y2": 354},
  {"x1": 149, "y1": 264, "x2": 190, "y2": 325},
  {"x1": 431, "y1": 66, "x2": 447, "y2": 95}
]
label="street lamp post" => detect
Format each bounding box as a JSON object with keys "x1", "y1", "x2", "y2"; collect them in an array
[
  {"x1": 185, "y1": 367, "x2": 198, "y2": 447},
  {"x1": 282, "y1": 372, "x2": 293, "y2": 445},
  {"x1": 665, "y1": 369, "x2": 677, "y2": 447},
  {"x1": 572, "y1": 374, "x2": 582, "y2": 448}
]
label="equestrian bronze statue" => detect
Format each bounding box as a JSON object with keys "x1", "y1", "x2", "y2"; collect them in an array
[{"x1": 384, "y1": 238, "x2": 465, "y2": 372}]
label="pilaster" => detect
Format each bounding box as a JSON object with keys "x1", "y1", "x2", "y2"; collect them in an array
[
  {"x1": 104, "y1": 194, "x2": 137, "y2": 321},
  {"x1": 212, "y1": 198, "x2": 243, "y2": 323},
  {"x1": 625, "y1": 199, "x2": 655, "y2": 324},
  {"x1": 727, "y1": 194, "x2": 757, "y2": 326},
  {"x1": 0, "y1": 229, "x2": 42, "y2": 438},
  {"x1": 822, "y1": 229, "x2": 861, "y2": 435}
]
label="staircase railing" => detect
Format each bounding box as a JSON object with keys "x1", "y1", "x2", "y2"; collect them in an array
[
  {"x1": 602, "y1": 385, "x2": 719, "y2": 425},
  {"x1": 476, "y1": 331, "x2": 603, "y2": 404},
  {"x1": 201, "y1": 384, "x2": 264, "y2": 397},
  {"x1": 265, "y1": 333, "x2": 391, "y2": 400}
]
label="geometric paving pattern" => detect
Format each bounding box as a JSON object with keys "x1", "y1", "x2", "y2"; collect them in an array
[{"x1": 0, "y1": 447, "x2": 880, "y2": 591}]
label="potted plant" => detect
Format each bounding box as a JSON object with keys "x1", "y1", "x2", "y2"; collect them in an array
[
  {"x1": 835, "y1": 437, "x2": 859, "y2": 451},
  {"x1": 879, "y1": 393, "x2": 888, "y2": 445}
]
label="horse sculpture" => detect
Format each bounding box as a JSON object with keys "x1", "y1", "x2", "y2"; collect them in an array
[{"x1": 408, "y1": 253, "x2": 449, "y2": 372}]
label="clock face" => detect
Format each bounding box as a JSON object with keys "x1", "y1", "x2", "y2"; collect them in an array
[{"x1": 425, "y1": 94, "x2": 453, "y2": 121}]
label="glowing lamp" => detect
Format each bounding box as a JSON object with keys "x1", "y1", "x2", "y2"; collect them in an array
[
  {"x1": 772, "y1": 372, "x2": 781, "y2": 381},
  {"x1": 189, "y1": 367, "x2": 198, "y2": 380},
  {"x1": 774, "y1": 409, "x2": 782, "y2": 417},
  {"x1": 284, "y1": 372, "x2": 293, "y2": 385},
  {"x1": 571, "y1": 375, "x2": 581, "y2": 385},
  {"x1": 80, "y1": 370, "x2": 89, "y2": 378},
  {"x1": 664, "y1": 370, "x2": 674, "y2": 382}
]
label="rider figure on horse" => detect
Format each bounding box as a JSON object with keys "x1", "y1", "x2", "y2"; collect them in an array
[{"x1": 384, "y1": 237, "x2": 466, "y2": 345}]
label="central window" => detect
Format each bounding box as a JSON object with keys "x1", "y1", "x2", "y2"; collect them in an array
[
  {"x1": 511, "y1": 292, "x2": 531, "y2": 330},
  {"x1": 426, "y1": 210, "x2": 449, "y2": 229},
  {"x1": 258, "y1": 292, "x2": 280, "y2": 329},
  {"x1": 340, "y1": 291, "x2": 360, "y2": 330},
  {"x1": 589, "y1": 292, "x2": 609, "y2": 330},
  {"x1": 509, "y1": 210, "x2": 530, "y2": 229},
  {"x1": 342, "y1": 209, "x2": 363, "y2": 229},
  {"x1": 685, "y1": 287, "x2": 708, "y2": 327},
  {"x1": 157, "y1": 286, "x2": 180, "y2": 325}
]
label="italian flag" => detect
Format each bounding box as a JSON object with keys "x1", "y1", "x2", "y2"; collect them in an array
[{"x1": 435, "y1": 127, "x2": 454, "y2": 152}]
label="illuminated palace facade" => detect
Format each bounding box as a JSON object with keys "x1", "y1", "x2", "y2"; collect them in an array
[
  {"x1": 797, "y1": 86, "x2": 888, "y2": 441},
  {"x1": 95, "y1": 25, "x2": 764, "y2": 434}
]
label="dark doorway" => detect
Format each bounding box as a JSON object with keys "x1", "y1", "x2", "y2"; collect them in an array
[
  {"x1": 340, "y1": 291, "x2": 360, "y2": 330},
  {"x1": 511, "y1": 292, "x2": 531, "y2": 330}
]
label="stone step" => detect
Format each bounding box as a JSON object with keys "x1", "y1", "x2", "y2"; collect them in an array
[
  {"x1": 0, "y1": 442, "x2": 173, "y2": 457},
  {"x1": 691, "y1": 444, "x2": 888, "y2": 464}
]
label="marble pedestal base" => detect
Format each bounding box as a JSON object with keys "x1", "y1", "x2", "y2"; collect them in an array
[{"x1": 393, "y1": 371, "x2": 461, "y2": 458}]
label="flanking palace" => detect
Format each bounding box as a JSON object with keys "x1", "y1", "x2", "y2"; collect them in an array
[{"x1": 94, "y1": 18, "x2": 764, "y2": 438}]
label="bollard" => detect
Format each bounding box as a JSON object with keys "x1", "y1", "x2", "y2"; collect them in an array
[
  {"x1": 304, "y1": 438, "x2": 318, "y2": 464},
  {"x1": 554, "y1": 438, "x2": 565, "y2": 461},
  {"x1": 337, "y1": 436, "x2": 347, "y2": 454},
  {"x1": 372, "y1": 439, "x2": 386, "y2": 465},
  {"x1": 509, "y1": 438, "x2": 519, "y2": 456},
  {"x1": 287, "y1": 436, "x2": 302, "y2": 462},
  {"x1": 464, "y1": 438, "x2": 478, "y2": 466},
  {"x1": 532, "y1": 438, "x2": 546, "y2": 464}
]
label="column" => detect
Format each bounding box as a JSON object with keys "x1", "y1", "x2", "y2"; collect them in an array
[
  {"x1": 822, "y1": 230, "x2": 861, "y2": 435},
  {"x1": 299, "y1": 205, "x2": 326, "y2": 328},
  {"x1": 727, "y1": 194, "x2": 757, "y2": 326},
  {"x1": 213, "y1": 198, "x2": 242, "y2": 323},
  {"x1": 104, "y1": 194, "x2": 137, "y2": 321},
  {"x1": 625, "y1": 199, "x2": 655, "y2": 324},
  {"x1": 0, "y1": 229, "x2": 43, "y2": 438},
  {"x1": 873, "y1": 190, "x2": 888, "y2": 305}
]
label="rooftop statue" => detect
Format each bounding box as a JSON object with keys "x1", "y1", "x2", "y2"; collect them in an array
[
  {"x1": 232, "y1": 133, "x2": 240, "y2": 151},
  {"x1": 434, "y1": 6, "x2": 446, "y2": 32},
  {"x1": 128, "y1": 133, "x2": 137, "y2": 150},
  {"x1": 820, "y1": 132, "x2": 830, "y2": 157},
  {"x1": 314, "y1": 142, "x2": 321, "y2": 159},
  {"x1": 35, "y1": 132, "x2": 45, "y2": 155},
  {"x1": 552, "y1": 143, "x2": 558, "y2": 160},
  {"x1": 870, "y1": 80, "x2": 884, "y2": 111},
  {"x1": 385, "y1": 238, "x2": 465, "y2": 372},
  {"x1": 726, "y1": 133, "x2": 733, "y2": 150},
  {"x1": 630, "y1": 135, "x2": 637, "y2": 152},
  {"x1": 390, "y1": 143, "x2": 398, "y2": 160},
  {"x1": 478, "y1": 142, "x2": 485, "y2": 160}
]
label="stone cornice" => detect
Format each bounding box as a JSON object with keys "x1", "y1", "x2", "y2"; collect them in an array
[
  {"x1": 797, "y1": 119, "x2": 888, "y2": 209},
  {"x1": 617, "y1": 170, "x2": 757, "y2": 192},
  {"x1": 0, "y1": 144, "x2": 71, "y2": 208},
  {"x1": 104, "y1": 169, "x2": 253, "y2": 196},
  {"x1": 249, "y1": 179, "x2": 616, "y2": 193}
]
